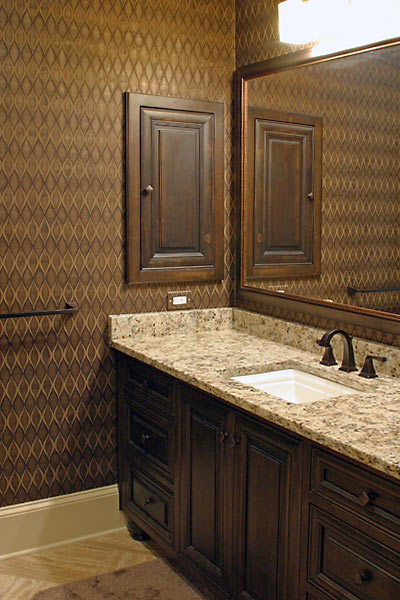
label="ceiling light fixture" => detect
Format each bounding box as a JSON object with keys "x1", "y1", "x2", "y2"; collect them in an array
[{"x1": 278, "y1": 0, "x2": 400, "y2": 54}]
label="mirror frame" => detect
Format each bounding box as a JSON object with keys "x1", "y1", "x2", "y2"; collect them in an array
[{"x1": 236, "y1": 37, "x2": 400, "y2": 337}]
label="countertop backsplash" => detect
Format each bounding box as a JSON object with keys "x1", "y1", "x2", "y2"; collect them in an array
[
  {"x1": 109, "y1": 308, "x2": 400, "y2": 481},
  {"x1": 110, "y1": 308, "x2": 400, "y2": 379}
]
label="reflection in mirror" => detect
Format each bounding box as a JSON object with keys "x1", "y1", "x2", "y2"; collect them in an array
[
  {"x1": 243, "y1": 44, "x2": 400, "y2": 315},
  {"x1": 246, "y1": 106, "x2": 322, "y2": 280}
]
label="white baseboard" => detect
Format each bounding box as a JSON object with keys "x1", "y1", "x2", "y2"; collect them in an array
[{"x1": 0, "y1": 485, "x2": 127, "y2": 560}]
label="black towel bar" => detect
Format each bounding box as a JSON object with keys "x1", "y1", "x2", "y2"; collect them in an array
[
  {"x1": 348, "y1": 286, "x2": 400, "y2": 296},
  {"x1": 0, "y1": 302, "x2": 79, "y2": 320}
]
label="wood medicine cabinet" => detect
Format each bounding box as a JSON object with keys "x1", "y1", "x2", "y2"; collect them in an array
[
  {"x1": 244, "y1": 107, "x2": 322, "y2": 280},
  {"x1": 125, "y1": 93, "x2": 224, "y2": 284}
]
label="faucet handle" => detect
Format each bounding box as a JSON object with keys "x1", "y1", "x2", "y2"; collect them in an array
[
  {"x1": 359, "y1": 355, "x2": 387, "y2": 379},
  {"x1": 316, "y1": 340, "x2": 337, "y2": 366}
]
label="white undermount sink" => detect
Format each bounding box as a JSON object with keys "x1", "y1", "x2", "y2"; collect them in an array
[{"x1": 232, "y1": 369, "x2": 358, "y2": 404}]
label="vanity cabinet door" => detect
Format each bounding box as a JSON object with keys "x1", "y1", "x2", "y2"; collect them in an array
[
  {"x1": 232, "y1": 415, "x2": 303, "y2": 600},
  {"x1": 180, "y1": 386, "x2": 234, "y2": 595}
]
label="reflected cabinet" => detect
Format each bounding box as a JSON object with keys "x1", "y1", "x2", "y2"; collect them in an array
[
  {"x1": 244, "y1": 107, "x2": 322, "y2": 279},
  {"x1": 125, "y1": 93, "x2": 224, "y2": 284}
]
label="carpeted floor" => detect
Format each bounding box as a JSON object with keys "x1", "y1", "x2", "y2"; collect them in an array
[{"x1": 32, "y1": 558, "x2": 207, "y2": 600}]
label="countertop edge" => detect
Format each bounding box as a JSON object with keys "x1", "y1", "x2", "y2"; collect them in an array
[{"x1": 110, "y1": 338, "x2": 400, "y2": 483}]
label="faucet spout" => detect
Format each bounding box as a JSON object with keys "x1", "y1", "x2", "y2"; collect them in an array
[{"x1": 317, "y1": 329, "x2": 357, "y2": 372}]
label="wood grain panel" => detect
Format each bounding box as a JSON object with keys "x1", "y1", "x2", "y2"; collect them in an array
[
  {"x1": 126, "y1": 93, "x2": 224, "y2": 284},
  {"x1": 158, "y1": 128, "x2": 199, "y2": 250},
  {"x1": 245, "y1": 107, "x2": 322, "y2": 279},
  {"x1": 180, "y1": 386, "x2": 233, "y2": 594},
  {"x1": 233, "y1": 415, "x2": 303, "y2": 600}
]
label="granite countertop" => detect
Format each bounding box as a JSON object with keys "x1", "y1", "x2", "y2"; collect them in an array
[{"x1": 109, "y1": 308, "x2": 400, "y2": 481}]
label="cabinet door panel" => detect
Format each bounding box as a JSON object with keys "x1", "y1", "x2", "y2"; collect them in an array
[
  {"x1": 245, "y1": 107, "x2": 322, "y2": 279},
  {"x1": 125, "y1": 93, "x2": 224, "y2": 284},
  {"x1": 255, "y1": 120, "x2": 313, "y2": 259},
  {"x1": 141, "y1": 109, "x2": 209, "y2": 268},
  {"x1": 233, "y1": 416, "x2": 303, "y2": 600},
  {"x1": 180, "y1": 387, "x2": 233, "y2": 594},
  {"x1": 190, "y1": 412, "x2": 220, "y2": 561},
  {"x1": 157, "y1": 127, "x2": 199, "y2": 250}
]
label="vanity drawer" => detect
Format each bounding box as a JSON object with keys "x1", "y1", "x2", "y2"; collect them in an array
[
  {"x1": 122, "y1": 356, "x2": 174, "y2": 414},
  {"x1": 127, "y1": 472, "x2": 173, "y2": 540},
  {"x1": 127, "y1": 406, "x2": 175, "y2": 483},
  {"x1": 311, "y1": 449, "x2": 400, "y2": 535},
  {"x1": 308, "y1": 505, "x2": 400, "y2": 600}
]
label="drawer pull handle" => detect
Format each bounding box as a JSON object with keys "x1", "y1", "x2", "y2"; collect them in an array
[
  {"x1": 143, "y1": 496, "x2": 154, "y2": 507},
  {"x1": 359, "y1": 490, "x2": 374, "y2": 506},
  {"x1": 219, "y1": 431, "x2": 229, "y2": 443},
  {"x1": 354, "y1": 570, "x2": 372, "y2": 585},
  {"x1": 142, "y1": 379, "x2": 148, "y2": 389},
  {"x1": 141, "y1": 433, "x2": 151, "y2": 444},
  {"x1": 229, "y1": 435, "x2": 240, "y2": 448}
]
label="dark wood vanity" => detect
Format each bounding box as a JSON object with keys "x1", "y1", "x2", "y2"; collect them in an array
[{"x1": 116, "y1": 351, "x2": 400, "y2": 600}]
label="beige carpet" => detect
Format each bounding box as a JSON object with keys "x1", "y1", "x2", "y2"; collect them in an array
[{"x1": 32, "y1": 558, "x2": 207, "y2": 600}]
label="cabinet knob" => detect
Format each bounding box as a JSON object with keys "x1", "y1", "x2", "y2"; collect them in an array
[
  {"x1": 219, "y1": 431, "x2": 229, "y2": 443},
  {"x1": 354, "y1": 570, "x2": 372, "y2": 585},
  {"x1": 359, "y1": 490, "x2": 375, "y2": 506},
  {"x1": 143, "y1": 496, "x2": 154, "y2": 507},
  {"x1": 142, "y1": 379, "x2": 148, "y2": 389},
  {"x1": 307, "y1": 191, "x2": 314, "y2": 201},
  {"x1": 143, "y1": 185, "x2": 154, "y2": 195},
  {"x1": 229, "y1": 435, "x2": 240, "y2": 448},
  {"x1": 141, "y1": 433, "x2": 151, "y2": 444}
]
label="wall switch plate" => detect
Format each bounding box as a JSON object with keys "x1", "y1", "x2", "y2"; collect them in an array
[{"x1": 167, "y1": 291, "x2": 193, "y2": 311}]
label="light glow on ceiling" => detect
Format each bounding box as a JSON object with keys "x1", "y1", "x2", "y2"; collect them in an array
[{"x1": 278, "y1": 0, "x2": 400, "y2": 54}]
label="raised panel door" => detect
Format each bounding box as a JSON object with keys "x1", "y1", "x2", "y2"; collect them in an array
[
  {"x1": 245, "y1": 107, "x2": 322, "y2": 279},
  {"x1": 125, "y1": 93, "x2": 224, "y2": 283},
  {"x1": 233, "y1": 415, "x2": 303, "y2": 600},
  {"x1": 180, "y1": 386, "x2": 233, "y2": 595}
]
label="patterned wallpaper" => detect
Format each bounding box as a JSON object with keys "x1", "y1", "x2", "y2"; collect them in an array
[
  {"x1": 1, "y1": 0, "x2": 398, "y2": 508},
  {"x1": 235, "y1": 0, "x2": 400, "y2": 346},
  {"x1": 0, "y1": 0, "x2": 236, "y2": 507}
]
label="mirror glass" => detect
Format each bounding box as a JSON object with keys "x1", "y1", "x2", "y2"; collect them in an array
[{"x1": 241, "y1": 43, "x2": 400, "y2": 316}]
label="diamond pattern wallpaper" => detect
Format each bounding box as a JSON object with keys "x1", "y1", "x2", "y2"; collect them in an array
[
  {"x1": 0, "y1": 0, "x2": 236, "y2": 507},
  {"x1": 235, "y1": 0, "x2": 400, "y2": 346},
  {"x1": 1, "y1": 0, "x2": 399, "y2": 509}
]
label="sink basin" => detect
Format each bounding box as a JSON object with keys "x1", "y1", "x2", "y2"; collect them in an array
[{"x1": 232, "y1": 369, "x2": 357, "y2": 404}]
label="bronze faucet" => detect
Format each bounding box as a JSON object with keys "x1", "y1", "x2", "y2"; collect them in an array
[{"x1": 317, "y1": 329, "x2": 357, "y2": 372}]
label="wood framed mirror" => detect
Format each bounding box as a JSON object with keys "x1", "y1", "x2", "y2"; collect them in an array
[{"x1": 237, "y1": 38, "x2": 400, "y2": 337}]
